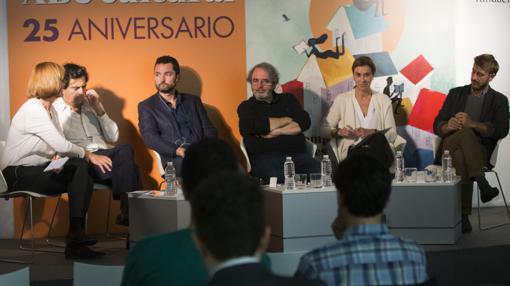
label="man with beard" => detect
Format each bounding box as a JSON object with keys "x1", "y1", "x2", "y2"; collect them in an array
[
  {"x1": 238, "y1": 62, "x2": 319, "y2": 183},
  {"x1": 434, "y1": 54, "x2": 509, "y2": 233},
  {"x1": 53, "y1": 63, "x2": 141, "y2": 226},
  {"x1": 138, "y1": 55, "x2": 217, "y2": 176}
]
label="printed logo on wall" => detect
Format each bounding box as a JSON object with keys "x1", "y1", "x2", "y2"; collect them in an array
[{"x1": 8, "y1": 0, "x2": 246, "y2": 188}]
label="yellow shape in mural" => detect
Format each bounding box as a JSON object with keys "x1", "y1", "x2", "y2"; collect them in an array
[{"x1": 316, "y1": 48, "x2": 354, "y2": 88}]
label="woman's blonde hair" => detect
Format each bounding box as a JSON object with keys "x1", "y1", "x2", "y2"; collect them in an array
[{"x1": 27, "y1": 62, "x2": 64, "y2": 99}]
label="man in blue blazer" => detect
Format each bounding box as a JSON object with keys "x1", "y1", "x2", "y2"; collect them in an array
[{"x1": 138, "y1": 55, "x2": 217, "y2": 176}]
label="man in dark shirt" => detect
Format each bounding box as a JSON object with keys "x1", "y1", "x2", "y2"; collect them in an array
[
  {"x1": 433, "y1": 54, "x2": 509, "y2": 233},
  {"x1": 238, "y1": 62, "x2": 320, "y2": 183},
  {"x1": 138, "y1": 55, "x2": 217, "y2": 176}
]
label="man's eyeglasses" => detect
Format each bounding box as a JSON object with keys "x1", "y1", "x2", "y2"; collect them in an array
[{"x1": 251, "y1": 79, "x2": 272, "y2": 86}]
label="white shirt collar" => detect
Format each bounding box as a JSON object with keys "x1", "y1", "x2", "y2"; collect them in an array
[
  {"x1": 209, "y1": 256, "x2": 260, "y2": 279},
  {"x1": 53, "y1": 97, "x2": 71, "y2": 113}
]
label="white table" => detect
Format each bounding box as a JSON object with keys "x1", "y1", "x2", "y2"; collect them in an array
[
  {"x1": 263, "y1": 186, "x2": 338, "y2": 252},
  {"x1": 128, "y1": 191, "x2": 191, "y2": 244},
  {"x1": 386, "y1": 178, "x2": 462, "y2": 244}
]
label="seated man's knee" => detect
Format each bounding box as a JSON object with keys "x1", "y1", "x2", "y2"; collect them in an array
[
  {"x1": 68, "y1": 157, "x2": 89, "y2": 170},
  {"x1": 116, "y1": 144, "x2": 135, "y2": 157},
  {"x1": 457, "y1": 127, "x2": 477, "y2": 140}
]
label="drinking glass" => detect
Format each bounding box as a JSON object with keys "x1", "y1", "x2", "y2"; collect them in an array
[
  {"x1": 416, "y1": 171, "x2": 425, "y2": 183},
  {"x1": 404, "y1": 168, "x2": 417, "y2": 183},
  {"x1": 294, "y1": 174, "x2": 307, "y2": 189},
  {"x1": 425, "y1": 169, "x2": 436, "y2": 182},
  {"x1": 310, "y1": 173, "x2": 322, "y2": 188}
]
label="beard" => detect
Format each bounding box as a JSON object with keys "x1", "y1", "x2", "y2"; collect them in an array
[
  {"x1": 471, "y1": 80, "x2": 488, "y2": 92},
  {"x1": 157, "y1": 82, "x2": 175, "y2": 94}
]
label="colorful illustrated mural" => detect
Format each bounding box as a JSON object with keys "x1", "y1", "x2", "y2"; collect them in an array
[{"x1": 246, "y1": 0, "x2": 455, "y2": 169}]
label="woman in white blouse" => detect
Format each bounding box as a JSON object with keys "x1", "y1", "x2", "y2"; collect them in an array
[
  {"x1": 0, "y1": 62, "x2": 104, "y2": 259},
  {"x1": 321, "y1": 56, "x2": 398, "y2": 164}
]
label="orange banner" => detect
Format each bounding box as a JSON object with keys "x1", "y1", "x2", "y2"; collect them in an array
[{"x1": 8, "y1": 0, "x2": 246, "y2": 236}]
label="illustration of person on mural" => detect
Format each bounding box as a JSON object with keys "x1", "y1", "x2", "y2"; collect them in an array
[
  {"x1": 383, "y1": 76, "x2": 404, "y2": 114},
  {"x1": 305, "y1": 32, "x2": 346, "y2": 60}
]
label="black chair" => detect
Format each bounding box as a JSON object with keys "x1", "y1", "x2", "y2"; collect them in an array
[
  {"x1": 0, "y1": 140, "x2": 61, "y2": 263},
  {"x1": 476, "y1": 141, "x2": 510, "y2": 231}
]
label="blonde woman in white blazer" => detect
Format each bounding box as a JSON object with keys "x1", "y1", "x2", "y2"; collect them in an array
[
  {"x1": 1, "y1": 62, "x2": 106, "y2": 259},
  {"x1": 321, "y1": 56, "x2": 401, "y2": 163}
]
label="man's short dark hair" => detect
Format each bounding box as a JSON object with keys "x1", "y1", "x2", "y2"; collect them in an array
[
  {"x1": 333, "y1": 153, "x2": 392, "y2": 217},
  {"x1": 63, "y1": 63, "x2": 88, "y2": 89},
  {"x1": 474, "y1": 54, "x2": 499, "y2": 75},
  {"x1": 154, "y1": 55, "x2": 180, "y2": 75},
  {"x1": 181, "y1": 138, "x2": 239, "y2": 198},
  {"x1": 246, "y1": 62, "x2": 279, "y2": 86},
  {"x1": 191, "y1": 173, "x2": 265, "y2": 261},
  {"x1": 352, "y1": 56, "x2": 376, "y2": 75}
]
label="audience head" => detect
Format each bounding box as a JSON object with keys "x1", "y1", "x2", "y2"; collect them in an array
[
  {"x1": 191, "y1": 173, "x2": 267, "y2": 264},
  {"x1": 62, "y1": 63, "x2": 89, "y2": 89},
  {"x1": 181, "y1": 138, "x2": 239, "y2": 199},
  {"x1": 474, "y1": 54, "x2": 499, "y2": 76},
  {"x1": 351, "y1": 55, "x2": 376, "y2": 76},
  {"x1": 333, "y1": 153, "x2": 392, "y2": 218},
  {"x1": 27, "y1": 62, "x2": 64, "y2": 100}
]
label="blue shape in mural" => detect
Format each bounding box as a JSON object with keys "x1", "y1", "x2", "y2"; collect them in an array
[
  {"x1": 404, "y1": 148, "x2": 435, "y2": 170},
  {"x1": 353, "y1": 52, "x2": 397, "y2": 77},
  {"x1": 345, "y1": 4, "x2": 389, "y2": 39}
]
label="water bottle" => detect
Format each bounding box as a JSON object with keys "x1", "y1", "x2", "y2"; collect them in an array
[
  {"x1": 165, "y1": 162, "x2": 177, "y2": 195},
  {"x1": 395, "y1": 151, "x2": 404, "y2": 182},
  {"x1": 283, "y1": 157, "x2": 295, "y2": 190},
  {"x1": 441, "y1": 150, "x2": 452, "y2": 182},
  {"x1": 321, "y1": 155, "x2": 332, "y2": 187}
]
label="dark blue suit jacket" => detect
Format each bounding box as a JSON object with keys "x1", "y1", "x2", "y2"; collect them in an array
[{"x1": 138, "y1": 92, "x2": 217, "y2": 167}]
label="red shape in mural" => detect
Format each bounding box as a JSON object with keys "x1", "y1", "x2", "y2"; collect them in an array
[
  {"x1": 282, "y1": 80, "x2": 304, "y2": 108},
  {"x1": 408, "y1": 88, "x2": 446, "y2": 134},
  {"x1": 400, "y1": 55, "x2": 434, "y2": 85}
]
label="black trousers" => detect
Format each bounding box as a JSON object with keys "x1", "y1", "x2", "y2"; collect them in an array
[
  {"x1": 2, "y1": 158, "x2": 93, "y2": 219},
  {"x1": 90, "y1": 144, "x2": 142, "y2": 213}
]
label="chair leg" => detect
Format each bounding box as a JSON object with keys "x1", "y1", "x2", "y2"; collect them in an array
[
  {"x1": 7, "y1": 197, "x2": 34, "y2": 263},
  {"x1": 45, "y1": 195, "x2": 65, "y2": 247},
  {"x1": 0, "y1": 198, "x2": 35, "y2": 264},
  {"x1": 18, "y1": 197, "x2": 31, "y2": 251},
  {"x1": 18, "y1": 196, "x2": 63, "y2": 253},
  {"x1": 105, "y1": 190, "x2": 112, "y2": 237},
  {"x1": 477, "y1": 170, "x2": 510, "y2": 231}
]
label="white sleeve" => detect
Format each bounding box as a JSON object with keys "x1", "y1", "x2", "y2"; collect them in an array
[
  {"x1": 380, "y1": 95, "x2": 397, "y2": 144},
  {"x1": 24, "y1": 103, "x2": 85, "y2": 158},
  {"x1": 321, "y1": 96, "x2": 343, "y2": 138}
]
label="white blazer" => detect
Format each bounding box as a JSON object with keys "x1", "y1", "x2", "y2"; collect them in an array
[{"x1": 321, "y1": 90, "x2": 401, "y2": 162}]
